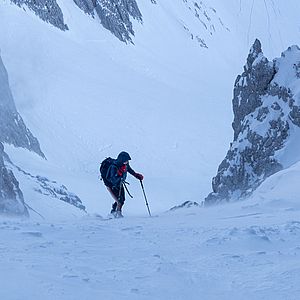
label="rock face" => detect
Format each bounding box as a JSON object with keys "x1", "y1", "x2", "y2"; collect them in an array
[
  {"x1": 206, "y1": 40, "x2": 300, "y2": 204},
  {"x1": 0, "y1": 53, "x2": 43, "y2": 216},
  {"x1": 0, "y1": 50, "x2": 84, "y2": 217},
  {"x1": 0, "y1": 55, "x2": 44, "y2": 157},
  {"x1": 12, "y1": 0, "x2": 142, "y2": 43},
  {"x1": 0, "y1": 143, "x2": 28, "y2": 216},
  {"x1": 33, "y1": 175, "x2": 86, "y2": 211},
  {"x1": 73, "y1": 0, "x2": 142, "y2": 43},
  {"x1": 11, "y1": 0, "x2": 68, "y2": 30},
  {"x1": 170, "y1": 201, "x2": 200, "y2": 211}
]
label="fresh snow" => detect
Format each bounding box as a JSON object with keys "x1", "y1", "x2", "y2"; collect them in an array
[
  {"x1": 1, "y1": 193, "x2": 300, "y2": 299},
  {"x1": 1, "y1": 0, "x2": 300, "y2": 215},
  {"x1": 1, "y1": 0, "x2": 300, "y2": 299}
]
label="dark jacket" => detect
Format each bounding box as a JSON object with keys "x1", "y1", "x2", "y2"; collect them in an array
[{"x1": 106, "y1": 152, "x2": 136, "y2": 188}]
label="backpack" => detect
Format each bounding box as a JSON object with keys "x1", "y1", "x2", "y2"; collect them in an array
[{"x1": 100, "y1": 157, "x2": 115, "y2": 186}]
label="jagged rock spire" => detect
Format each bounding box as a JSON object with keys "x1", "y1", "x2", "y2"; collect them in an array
[
  {"x1": 205, "y1": 40, "x2": 300, "y2": 205},
  {"x1": 232, "y1": 39, "x2": 275, "y2": 141}
]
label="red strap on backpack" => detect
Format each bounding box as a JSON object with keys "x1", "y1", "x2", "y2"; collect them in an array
[{"x1": 117, "y1": 165, "x2": 127, "y2": 176}]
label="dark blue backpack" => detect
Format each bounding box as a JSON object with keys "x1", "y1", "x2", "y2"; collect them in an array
[{"x1": 100, "y1": 157, "x2": 115, "y2": 186}]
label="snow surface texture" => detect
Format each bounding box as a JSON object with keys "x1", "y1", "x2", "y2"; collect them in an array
[
  {"x1": 180, "y1": 0, "x2": 229, "y2": 48},
  {"x1": 0, "y1": 142, "x2": 28, "y2": 216},
  {"x1": 206, "y1": 40, "x2": 300, "y2": 204},
  {"x1": 1, "y1": 195, "x2": 300, "y2": 299}
]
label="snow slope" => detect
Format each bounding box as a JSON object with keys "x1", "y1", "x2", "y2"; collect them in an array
[
  {"x1": 1, "y1": 1, "x2": 300, "y2": 299},
  {"x1": 2, "y1": 160, "x2": 300, "y2": 299},
  {"x1": 1, "y1": 0, "x2": 300, "y2": 214},
  {"x1": 1, "y1": 192, "x2": 300, "y2": 299}
]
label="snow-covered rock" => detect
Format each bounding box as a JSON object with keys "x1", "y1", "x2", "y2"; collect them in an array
[
  {"x1": 11, "y1": 0, "x2": 142, "y2": 43},
  {"x1": 11, "y1": 0, "x2": 68, "y2": 30},
  {"x1": 33, "y1": 175, "x2": 86, "y2": 211},
  {"x1": 206, "y1": 39, "x2": 300, "y2": 204},
  {"x1": 0, "y1": 54, "x2": 44, "y2": 157},
  {"x1": 0, "y1": 52, "x2": 44, "y2": 215},
  {"x1": 169, "y1": 200, "x2": 200, "y2": 211},
  {"x1": 0, "y1": 142, "x2": 28, "y2": 216},
  {"x1": 73, "y1": 0, "x2": 142, "y2": 43},
  {"x1": 0, "y1": 53, "x2": 85, "y2": 216}
]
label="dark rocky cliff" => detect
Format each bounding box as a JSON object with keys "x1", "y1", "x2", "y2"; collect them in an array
[{"x1": 206, "y1": 40, "x2": 300, "y2": 204}]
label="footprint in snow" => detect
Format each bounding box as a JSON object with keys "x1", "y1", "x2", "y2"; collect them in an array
[
  {"x1": 121, "y1": 226, "x2": 143, "y2": 231},
  {"x1": 22, "y1": 232, "x2": 43, "y2": 237}
]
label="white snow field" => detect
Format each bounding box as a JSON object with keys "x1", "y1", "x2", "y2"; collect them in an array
[
  {"x1": 1, "y1": 182, "x2": 300, "y2": 300},
  {"x1": 1, "y1": 161, "x2": 300, "y2": 300},
  {"x1": 1, "y1": 0, "x2": 300, "y2": 299},
  {"x1": 1, "y1": 0, "x2": 300, "y2": 215}
]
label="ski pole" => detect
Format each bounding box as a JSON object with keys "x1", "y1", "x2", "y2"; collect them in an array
[
  {"x1": 24, "y1": 203, "x2": 45, "y2": 220},
  {"x1": 140, "y1": 180, "x2": 151, "y2": 217}
]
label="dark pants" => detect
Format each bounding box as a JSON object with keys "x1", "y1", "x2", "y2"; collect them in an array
[{"x1": 107, "y1": 186, "x2": 125, "y2": 211}]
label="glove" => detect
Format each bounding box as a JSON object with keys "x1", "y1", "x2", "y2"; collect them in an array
[{"x1": 135, "y1": 173, "x2": 144, "y2": 181}]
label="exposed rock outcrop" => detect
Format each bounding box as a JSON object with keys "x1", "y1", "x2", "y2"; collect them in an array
[
  {"x1": 11, "y1": 0, "x2": 68, "y2": 30},
  {"x1": 206, "y1": 40, "x2": 300, "y2": 204},
  {"x1": 73, "y1": 0, "x2": 142, "y2": 43},
  {"x1": 0, "y1": 143, "x2": 28, "y2": 216},
  {"x1": 11, "y1": 0, "x2": 142, "y2": 43},
  {"x1": 13, "y1": 165, "x2": 86, "y2": 211},
  {"x1": 0, "y1": 54, "x2": 44, "y2": 157},
  {"x1": 170, "y1": 201, "x2": 200, "y2": 211}
]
